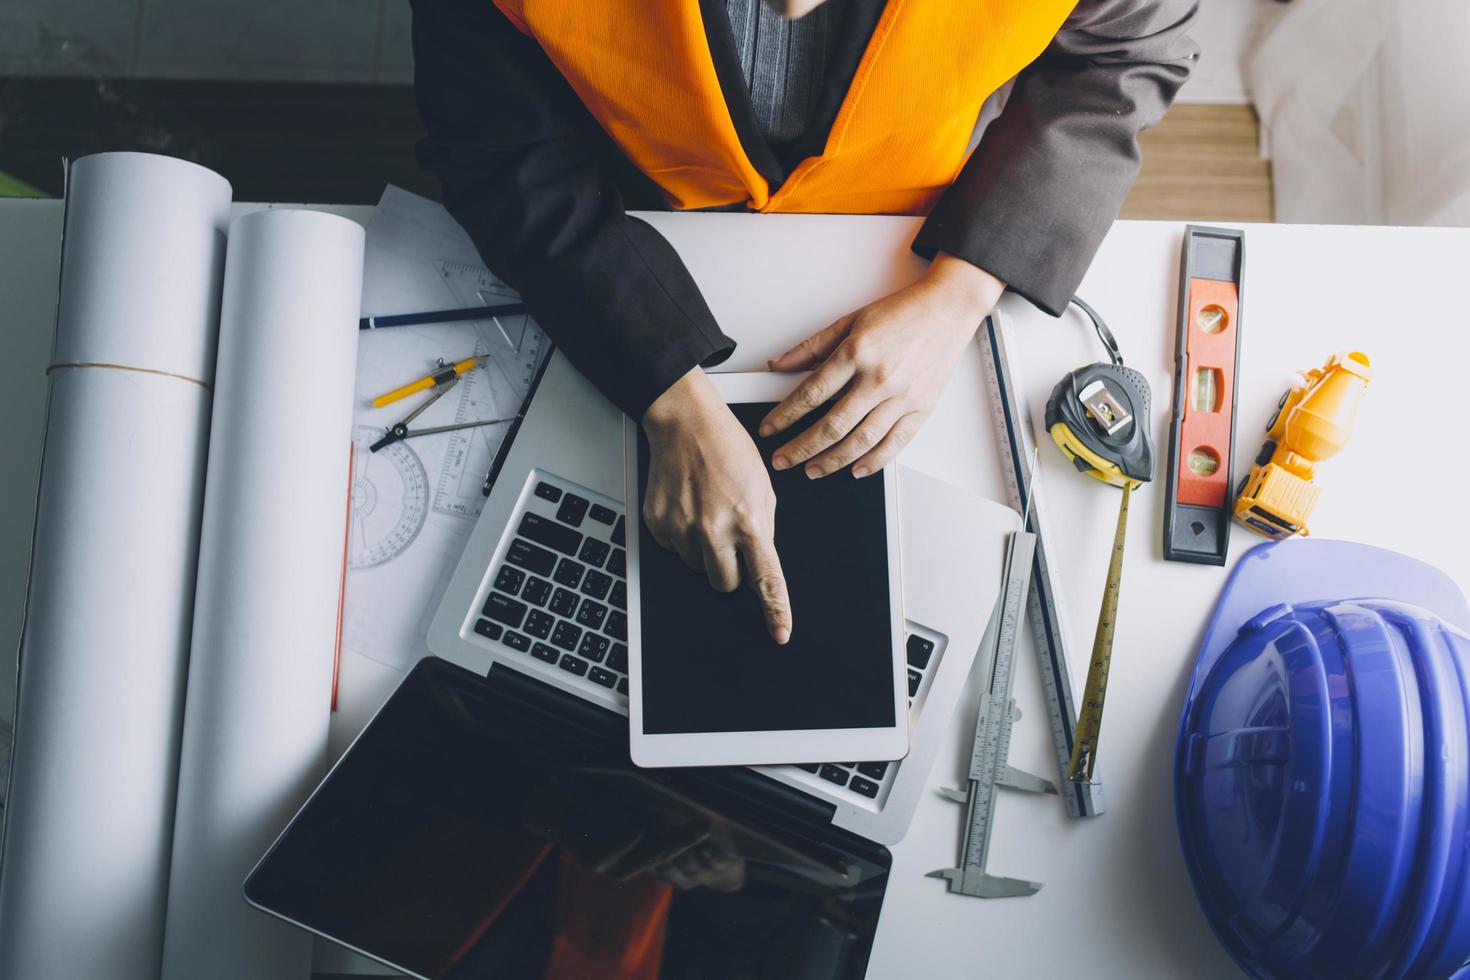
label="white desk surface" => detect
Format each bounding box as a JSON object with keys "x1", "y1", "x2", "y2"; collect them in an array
[{"x1": 4, "y1": 199, "x2": 1469, "y2": 979}]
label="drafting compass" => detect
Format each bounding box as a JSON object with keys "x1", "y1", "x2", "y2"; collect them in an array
[{"x1": 369, "y1": 368, "x2": 516, "y2": 453}]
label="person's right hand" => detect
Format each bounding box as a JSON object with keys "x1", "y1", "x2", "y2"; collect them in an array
[{"x1": 642, "y1": 368, "x2": 792, "y2": 644}]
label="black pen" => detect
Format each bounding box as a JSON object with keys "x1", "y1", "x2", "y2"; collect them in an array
[{"x1": 358, "y1": 303, "x2": 528, "y2": 330}]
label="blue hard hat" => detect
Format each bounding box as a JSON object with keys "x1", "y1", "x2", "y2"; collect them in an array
[{"x1": 1175, "y1": 539, "x2": 1470, "y2": 979}]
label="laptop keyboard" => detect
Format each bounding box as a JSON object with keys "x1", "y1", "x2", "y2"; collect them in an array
[
  {"x1": 470, "y1": 472, "x2": 941, "y2": 809},
  {"x1": 473, "y1": 479, "x2": 631, "y2": 695},
  {"x1": 793, "y1": 634, "x2": 937, "y2": 800}
]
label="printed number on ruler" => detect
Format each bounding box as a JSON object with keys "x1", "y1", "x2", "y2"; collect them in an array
[{"x1": 977, "y1": 317, "x2": 1103, "y2": 818}]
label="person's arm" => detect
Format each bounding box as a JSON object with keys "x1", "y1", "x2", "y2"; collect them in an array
[
  {"x1": 412, "y1": 0, "x2": 791, "y2": 642},
  {"x1": 410, "y1": 0, "x2": 735, "y2": 419},
  {"x1": 912, "y1": 0, "x2": 1200, "y2": 314},
  {"x1": 762, "y1": 0, "x2": 1198, "y2": 477}
]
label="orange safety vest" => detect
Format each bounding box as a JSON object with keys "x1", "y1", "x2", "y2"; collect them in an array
[{"x1": 493, "y1": 0, "x2": 1078, "y2": 215}]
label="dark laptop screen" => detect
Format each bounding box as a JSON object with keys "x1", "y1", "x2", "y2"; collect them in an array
[{"x1": 245, "y1": 660, "x2": 891, "y2": 979}]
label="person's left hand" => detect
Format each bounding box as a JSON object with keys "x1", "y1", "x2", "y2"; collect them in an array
[{"x1": 760, "y1": 252, "x2": 1005, "y2": 479}]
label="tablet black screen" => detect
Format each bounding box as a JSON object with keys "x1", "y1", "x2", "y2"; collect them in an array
[{"x1": 636, "y1": 401, "x2": 896, "y2": 735}]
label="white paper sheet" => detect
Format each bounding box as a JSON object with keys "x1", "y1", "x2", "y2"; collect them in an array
[
  {"x1": 345, "y1": 187, "x2": 548, "y2": 671},
  {"x1": 161, "y1": 209, "x2": 363, "y2": 980},
  {"x1": 0, "y1": 152, "x2": 231, "y2": 980}
]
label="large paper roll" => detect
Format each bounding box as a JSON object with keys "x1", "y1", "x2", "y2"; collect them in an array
[
  {"x1": 161, "y1": 208, "x2": 363, "y2": 979},
  {"x1": 0, "y1": 153, "x2": 231, "y2": 979}
]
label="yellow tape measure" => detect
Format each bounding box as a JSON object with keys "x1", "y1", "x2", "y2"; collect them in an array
[
  {"x1": 1042, "y1": 298, "x2": 1154, "y2": 784},
  {"x1": 1067, "y1": 482, "x2": 1130, "y2": 781}
]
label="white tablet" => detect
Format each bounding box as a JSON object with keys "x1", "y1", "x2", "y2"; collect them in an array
[{"x1": 624, "y1": 371, "x2": 908, "y2": 768}]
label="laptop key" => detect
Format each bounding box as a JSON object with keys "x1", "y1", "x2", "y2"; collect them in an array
[
  {"x1": 553, "y1": 558, "x2": 585, "y2": 589},
  {"x1": 579, "y1": 538, "x2": 610, "y2": 568},
  {"x1": 606, "y1": 548, "x2": 626, "y2": 578},
  {"x1": 856, "y1": 762, "x2": 889, "y2": 781},
  {"x1": 609, "y1": 581, "x2": 626, "y2": 610},
  {"x1": 589, "y1": 666, "x2": 618, "y2": 688},
  {"x1": 819, "y1": 764, "x2": 850, "y2": 787},
  {"x1": 617, "y1": 677, "x2": 628, "y2": 695},
  {"x1": 558, "y1": 653, "x2": 590, "y2": 676},
  {"x1": 522, "y1": 576, "x2": 552, "y2": 607},
  {"x1": 519, "y1": 512, "x2": 581, "y2": 556},
  {"x1": 550, "y1": 588, "x2": 579, "y2": 617},
  {"x1": 482, "y1": 592, "x2": 527, "y2": 629},
  {"x1": 605, "y1": 610, "x2": 627, "y2": 642},
  {"x1": 551, "y1": 621, "x2": 582, "y2": 651},
  {"x1": 532, "y1": 642, "x2": 560, "y2": 664},
  {"x1": 534, "y1": 481, "x2": 563, "y2": 503},
  {"x1": 607, "y1": 643, "x2": 628, "y2": 672},
  {"x1": 907, "y1": 669, "x2": 922, "y2": 697},
  {"x1": 503, "y1": 631, "x2": 531, "y2": 652},
  {"x1": 612, "y1": 515, "x2": 626, "y2": 546},
  {"x1": 795, "y1": 763, "x2": 821, "y2": 773},
  {"x1": 581, "y1": 569, "x2": 613, "y2": 600},
  {"x1": 575, "y1": 600, "x2": 608, "y2": 631},
  {"x1": 589, "y1": 504, "x2": 617, "y2": 525},
  {"x1": 525, "y1": 609, "x2": 554, "y2": 639},
  {"x1": 849, "y1": 776, "x2": 881, "y2": 799},
  {"x1": 907, "y1": 634, "x2": 935, "y2": 670},
  {"x1": 506, "y1": 538, "x2": 557, "y2": 577},
  {"x1": 556, "y1": 494, "x2": 589, "y2": 527},
  {"x1": 494, "y1": 565, "x2": 525, "y2": 595},
  {"x1": 473, "y1": 619, "x2": 502, "y2": 641},
  {"x1": 578, "y1": 633, "x2": 610, "y2": 662}
]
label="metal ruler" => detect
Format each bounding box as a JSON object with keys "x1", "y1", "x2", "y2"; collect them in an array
[
  {"x1": 978, "y1": 313, "x2": 1104, "y2": 818},
  {"x1": 1068, "y1": 482, "x2": 1130, "y2": 781},
  {"x1": 929, "y1": 529, "x2": 1056, "y2": 898}
]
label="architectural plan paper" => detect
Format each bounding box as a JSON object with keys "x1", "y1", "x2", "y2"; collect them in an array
[
  {"x1": 347, "y1": 187, "x2": 548, "y2": 671},
  {"x1": 0, "y1": 153, "x2": 231, "y2": 980},
  {"x1": 163, "y1": 209, "x2": 363, "y2": 980}
]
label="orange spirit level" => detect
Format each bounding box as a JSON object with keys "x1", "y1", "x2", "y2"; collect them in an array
[
  {"x1": 1163, "y1": 226, "x2": 1245, "y2": 565},
  {"x1": 1234, "y1": 351, "x2": 1371, "y2": 539}
]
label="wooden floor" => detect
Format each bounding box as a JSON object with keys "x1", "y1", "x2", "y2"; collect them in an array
[
  {"x1": 1124, "y1": 104, "x2": 1274, "y2": 222},
  {"x1": 0, "y1": 79, "x2": 1272, "y2": 221}
]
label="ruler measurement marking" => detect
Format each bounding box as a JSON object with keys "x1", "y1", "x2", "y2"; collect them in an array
[
  {"x1": 1068, "y1": 481, "x2": 1130, "y2": 781},
  {"x1": 979, "y1": 317, "x2": 1102, "y2": 818},
  {"x1": 931, "y1": 530, "x2": 1050, "y2": 898}
]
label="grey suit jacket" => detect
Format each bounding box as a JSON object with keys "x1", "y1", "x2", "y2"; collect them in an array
[{"x1": 915, "y1": 0, "x2": 1201, "y2": 314}]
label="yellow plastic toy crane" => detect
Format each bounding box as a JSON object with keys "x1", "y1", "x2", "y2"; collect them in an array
[{"x1": 1234, "y1": 351, "x2": 1371, "y2": 539}]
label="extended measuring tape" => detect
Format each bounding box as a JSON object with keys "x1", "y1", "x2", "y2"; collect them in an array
[
  {"x1": 1043, "y1": 299, "x2": 1154, "y2": 784},
  {"x1": 931, "y1": 526, "x2": 1058, "y2": 898},
  {"x1": 977, "y1": 315, "x2": 1102, "y2": 819}
]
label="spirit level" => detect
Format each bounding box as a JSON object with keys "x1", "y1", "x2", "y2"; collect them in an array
[{"x1": 1163, "y1": 226, "x2": 1245, "y2": 565}]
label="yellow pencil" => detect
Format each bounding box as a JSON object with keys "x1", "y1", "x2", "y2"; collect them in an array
[{"x1": 372, "y1": 355, "x2": 486, "y2": 409}]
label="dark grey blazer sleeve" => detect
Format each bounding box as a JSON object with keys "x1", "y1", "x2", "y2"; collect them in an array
[
  {"x1": 912, "y1": 0, "x2": 1200, "y2": 316},
  {"x1": 411, "y1": 0, "x2": 735, "y2": 420}
]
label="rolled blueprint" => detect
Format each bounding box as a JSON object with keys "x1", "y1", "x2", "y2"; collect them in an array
[
  {"x1": 0, "y1": 153, "x2": 231, "y2": 980},
  {"x1": 161, "y1": 208, "x2": 363, "y2": 979}
]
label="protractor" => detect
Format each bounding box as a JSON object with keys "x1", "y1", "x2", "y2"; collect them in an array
[{"x1": 348, "y1": 424, "x2": 429, "y2": 569}]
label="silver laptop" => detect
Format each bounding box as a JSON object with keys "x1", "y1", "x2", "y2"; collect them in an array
[{"x1": 428, "y1": 351, "x2": 1014, "y2": 845}]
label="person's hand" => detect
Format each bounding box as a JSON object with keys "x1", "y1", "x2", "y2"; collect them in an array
[
  {"x1": 761, "y1": 253, "x2": 1005, "y2": 479},
  {"x1": 643, "y1": 368, "x2": 792, "y2": 644}
]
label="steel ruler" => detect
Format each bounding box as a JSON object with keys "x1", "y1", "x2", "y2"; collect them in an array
[
  {"x1": 978, "y1": 313, "x2": 1104, "y2": 819},
  {"x1": 929, "y1": 529, "x2": 1056, "y2": 898}
]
